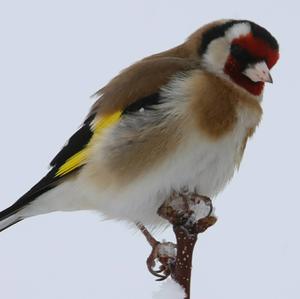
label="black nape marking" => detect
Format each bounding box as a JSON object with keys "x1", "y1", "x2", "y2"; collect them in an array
[
  {"x1": 199, "y1": 20, "x2": 279, "y2": 56},
  {"x1": 122, "y1": 93, "x2": 161, "y2": 115},
  {"x1": 50, "y1": 113, "x2": 96, "y2": 169},
  {"x1": 199, "y1": 20, "x2": 240, "y2": 55}
]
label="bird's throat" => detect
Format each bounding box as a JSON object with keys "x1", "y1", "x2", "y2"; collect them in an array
[
  {"x1": 229, "y1": 72, "x2": 265, "y2": 96},
  {"x1": 224, "y1": 57, "x2": 264, "y2": 96}
]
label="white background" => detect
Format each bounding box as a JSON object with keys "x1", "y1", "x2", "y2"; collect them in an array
[{"x1": 0, "y1": 1, "x2": 298, "y2": 298}]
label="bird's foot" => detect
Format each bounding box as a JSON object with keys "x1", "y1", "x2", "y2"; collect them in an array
[
  {"x1": 147, "y1": 240, "x2": 176, "y2": 281},
  {"x1": 156, "y1": 189, "x2": 217, "y2": 296},
  {"x1": 158, "y1": 189, "x2": 217, "y2": 235},
  {"x1": 137, "y1": 191, "x2": 217, "y2": 282},
  {"x1": 136, "y1": 222, "x2": 176, "y2": 281}
]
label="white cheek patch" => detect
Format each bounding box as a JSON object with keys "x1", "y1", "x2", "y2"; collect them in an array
[
  {"x1": 202, "y1": 37, "x2": 230, "y2": 74},
  {"x1": 202, "y1": 22, "x2": 251, "y2": 77},
  {"x1": 225, "y1": 22, "x2": 251, "y2": 42}
]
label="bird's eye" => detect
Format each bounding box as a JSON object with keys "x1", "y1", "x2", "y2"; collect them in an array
[
  {"x1": 230, "y1": 43, "x2": 255, "y2": 64},
  {"x1": 231, "y1": 44, "x2": 242, "y2": 54},
  {"x1": 230, "y1": 44, "x2": 245, "y2": 59}
]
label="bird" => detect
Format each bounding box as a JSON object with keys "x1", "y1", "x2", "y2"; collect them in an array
[{"x1": 0, "y1": 19, "x2": 279, "y2": 232}]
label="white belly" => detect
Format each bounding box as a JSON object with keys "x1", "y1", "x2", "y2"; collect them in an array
[
  {"x1": 79, "y1": 123, "x2": 247, "y2": 225},
  {"x1": 22, "y1": 108, "x2": 253, "y2": 226}
]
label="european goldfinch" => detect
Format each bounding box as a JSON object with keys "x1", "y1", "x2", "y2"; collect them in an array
[{"x1": 0, "y1": 19, "x2": 279, "y2": 232}]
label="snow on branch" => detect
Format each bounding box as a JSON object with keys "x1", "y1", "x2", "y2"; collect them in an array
[{"x1": 153, "y1": 279, "x2": 186, "y2": 299}]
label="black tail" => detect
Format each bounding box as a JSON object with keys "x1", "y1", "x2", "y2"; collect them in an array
[
  {"x1": 0, "y1": 204, "x2": 24, "y2": 232},
  {"x1": 0, "y1": 168, "x2": 62, "y2": 233}
]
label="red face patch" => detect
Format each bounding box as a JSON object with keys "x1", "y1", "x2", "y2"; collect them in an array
[
  {"x1": 224, "y1": 33, "x2": 279, "y2": 96},
  {"x1": 232, "y1": 33, "x2": 279, "y2": 68}
]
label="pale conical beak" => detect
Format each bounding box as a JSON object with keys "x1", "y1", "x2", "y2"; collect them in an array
[{"x1": 243, "y1": 61, "x2": 273, "y2": 83}]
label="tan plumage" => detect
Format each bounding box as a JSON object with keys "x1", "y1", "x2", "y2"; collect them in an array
[
  {"x1": 0, "y1": 19, "x2": 279, "y2": 231},
  {"x1": 92, "y1": 20, "x2": 224, "y2": 117}
]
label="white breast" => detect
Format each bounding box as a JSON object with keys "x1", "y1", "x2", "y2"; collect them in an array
[
  {"x1": 21, "y1": 99, "x2": 259, "y2": 227},
  {"x1": 79, "y1": 104, "x2": 255, "y2": 225},
  {"x1": 21, "y1": 112, "x2": 252, "y2": 226}
]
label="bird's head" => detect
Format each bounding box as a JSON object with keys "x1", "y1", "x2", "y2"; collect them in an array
[{"x1": 189, "y1": 20, "x2": 279, "y2": 96}]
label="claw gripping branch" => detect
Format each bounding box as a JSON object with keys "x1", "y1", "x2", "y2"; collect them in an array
[{"x1": 138, "y1": 190, "x2": 217, "y2": 299}]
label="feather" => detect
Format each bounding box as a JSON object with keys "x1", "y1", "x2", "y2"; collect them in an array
[{"x1": 55, "y1": 111, "x2": 121, "y2": 177}]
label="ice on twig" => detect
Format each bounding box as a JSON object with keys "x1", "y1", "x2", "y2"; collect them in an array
[
  {"x1": 169, "y1": 190, "x2": 212, "y2": 224},
  {"x1": 157, "y1": 241, "x2": 176, "y2": 258},
  {"x1": 189, "y1": 199, "x2": 212, "y2": 222},
  {"x1": 153, "y1": 278, "x2": 186, "y2": 299}
]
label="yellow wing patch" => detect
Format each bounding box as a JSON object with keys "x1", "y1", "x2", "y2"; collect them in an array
[{"x1": 55, "y1": 111, "x2": 122, "y2": 177}]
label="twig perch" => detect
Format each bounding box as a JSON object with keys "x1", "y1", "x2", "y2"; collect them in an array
[{"x1": 138, "y1": 190, "x2": 217, "y2": 299}]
